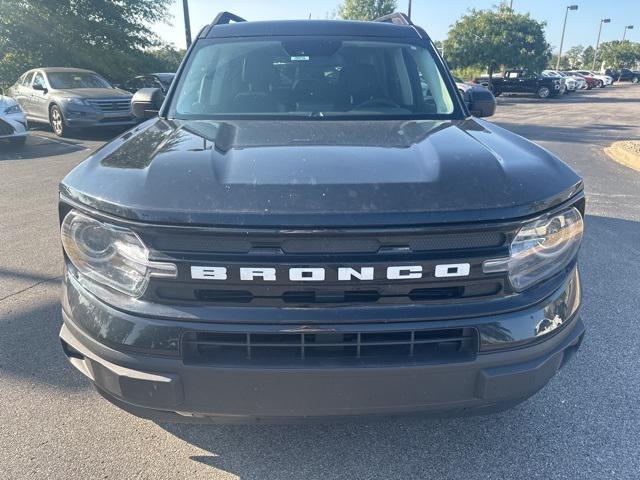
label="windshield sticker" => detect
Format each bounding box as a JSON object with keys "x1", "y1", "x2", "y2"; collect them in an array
[{"x1": 291, "y1": 56, "x2": 310, "y2": 61}]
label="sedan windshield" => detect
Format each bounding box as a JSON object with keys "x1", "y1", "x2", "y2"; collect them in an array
[
  {"x1": 169, "y1": 37, "x2": 457, "y2": 119},
  {"x1": 48, "y1": 72, "x2": 112, "y2": 89}
]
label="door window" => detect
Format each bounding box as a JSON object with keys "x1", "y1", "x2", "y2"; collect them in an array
[{"x1": 32, "y1": 72, "x2": 46, "y2": 89}]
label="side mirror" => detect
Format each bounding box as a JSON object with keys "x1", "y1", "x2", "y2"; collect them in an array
[
  {"x1": 131, "y1": 88, "x2": 163, "y2": 119},
  {"x1": 464, "y1": 86, "x2": 496, "y2": 118},
  {"x1": 33, "y1": 84, "x2": 47, "y2": 93}
]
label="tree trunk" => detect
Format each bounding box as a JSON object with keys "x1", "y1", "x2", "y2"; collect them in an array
[{"x1": 488, "y1": 66, "x2": 494, "y2": 91}]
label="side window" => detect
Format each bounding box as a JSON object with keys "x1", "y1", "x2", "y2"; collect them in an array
[
  {"x1": 21, "y1": 72, "x2": 34, "y2": 86},
  {"x1": 506, "y1": 71, "x2": 519, "y2": 79},
  {"x1": 32, "y1": 72, "x2": 45, "y2": 89}
]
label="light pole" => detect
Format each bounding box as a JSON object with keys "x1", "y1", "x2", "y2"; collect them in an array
[
  {"x1": 623, "y1": 25, "x2": 634, "y2": 42},
  {"x1": 557, "y1": 5, "x2": 579, "y2": 70},
  {"x1": 408, "y1": 0, "x2": 412, "y2": 19},
  {"x1": 592, "y1": 18, "x2": 611, "y2": 71},
  {"x1": 182, "y1": 0, "x2": 192, "y2": 49}
]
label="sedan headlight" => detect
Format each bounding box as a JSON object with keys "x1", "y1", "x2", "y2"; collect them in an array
[
  {"x1": 64, "y1": 98, "x2": 90, "y2": 106},
  {"x1": 4, "y1": 104, "x2": 22, "y2": 114},
  {"x1": 61, "y1": 211, "x2": 177, "y2": 297},
  {"x1": 483, "y1": 207, "x2": 583, "y2": 292}
]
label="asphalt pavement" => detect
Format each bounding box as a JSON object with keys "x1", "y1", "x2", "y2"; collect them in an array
[{"x1": 1, "y1": 84, "x2": 639, "y2": 480}]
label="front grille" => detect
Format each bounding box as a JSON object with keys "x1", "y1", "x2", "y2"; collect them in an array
[
  {"x1": 156, "y1": 281, "x2": 502, "y2": 306},
  {"x1": 88, "y1": 99, "x2": 131, "y2": 112},
  {"x1": 0, "y1": 118, "x2": 14, "y2": 136},
  {"x1": 140, "y1": 224, "x2": 515, "y2": 307},
  {"x1": 182, "y1": 327, "x2": 478, "y2": 366}
]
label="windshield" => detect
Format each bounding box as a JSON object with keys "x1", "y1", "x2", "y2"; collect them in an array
[
  {"x1": 48, "y1": 72, "x2": 112, "y2": 89},
  {"x1": 169, "y1": 37, "x2": 457, "y2": 119}
]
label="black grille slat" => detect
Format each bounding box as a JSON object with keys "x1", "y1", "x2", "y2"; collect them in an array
[
  {"x1": 88, "y1": 100, "x2": 131, "y2": 112},
  {"x1": 183, "y1": 328, "x2": 477, "y2": 366}
]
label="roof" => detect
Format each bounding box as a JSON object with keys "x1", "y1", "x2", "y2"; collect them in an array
[
  {"x1": 202, "y1": 19, "x2": 422, "y2": 40},
  {"x1": 38, "y1": 67, "x2": 96, "y2": 74}
]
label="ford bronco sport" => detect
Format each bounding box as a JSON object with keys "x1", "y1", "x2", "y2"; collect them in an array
[{"x1": 58, "y1": 12, "x2": 585, "y2": 422}]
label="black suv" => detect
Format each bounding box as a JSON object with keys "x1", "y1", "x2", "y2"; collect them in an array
[{"x1": 59, "y1": 12, "x2": 585, "y2": 422}]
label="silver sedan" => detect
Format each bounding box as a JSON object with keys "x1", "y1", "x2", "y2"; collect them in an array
[{"x1": 6, "y1": 67, "x2": 135, "y2": 137}]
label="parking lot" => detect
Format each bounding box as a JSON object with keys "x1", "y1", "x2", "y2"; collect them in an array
[{"x1": 1, "y1": 84, "x2": 639, "y2": 479}]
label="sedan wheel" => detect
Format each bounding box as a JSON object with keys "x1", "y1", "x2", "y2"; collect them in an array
[
  {"x1": 50, "y1": 105, "x2": 69, "y2": 137},
  {"x1": 537, "y1": 86, "x2": 551, "y2": 99},
  {"x1": 632, "y1": 77, "x2": 639, "y2": 84}
]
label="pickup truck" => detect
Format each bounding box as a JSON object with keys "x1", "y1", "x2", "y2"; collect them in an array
[
  {"x1": 617, "y1": 68, "x2": 640, "y2": 84},
  {"x1": 474, "y1": 69, "x2": 563, "y2": 98}
]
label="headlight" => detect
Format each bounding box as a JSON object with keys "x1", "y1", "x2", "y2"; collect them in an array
[
  {"x1": 61, "y1": 211, "x2": 177, "y2": 297},
  {"x1": 483, "y1": 207, "x2": 583, "y2": 292},
  {"x1": 64, "y1": 98, "x2": 90, "y2": 106},
  {"x1": 4, "y1": 104, "x2": 22, "y2": 114}
]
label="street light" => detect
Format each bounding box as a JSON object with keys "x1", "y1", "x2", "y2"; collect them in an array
[
  {"x1": 182, "y1": 0, "x2": 192, "y2": 48},
  {"x1": 408, "y1": 0, "x2": 412, "y2": 19},
  {"x1": 592, "y1": 18, "x2": 611, "y2": 71},
  {"x1": 623, "y1": 25, "x2": 634, "y2": 42},
  {"x1": 557, "y1": 5, "x2": 579, "y2": 70}
]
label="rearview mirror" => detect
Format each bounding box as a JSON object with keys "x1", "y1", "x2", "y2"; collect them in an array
[
  {"x1": 464, "y1": 87, "x2": 496, "y2": 118},
  {"x1": 131, "y1": 88, "x2": 163, "y2": 119}
]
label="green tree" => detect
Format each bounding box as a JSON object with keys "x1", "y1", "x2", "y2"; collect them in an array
[
  {"x1": 443, "y1": 5, "x2": 551, "y2": 87},
  {"x1": 582, "y1": 46, "x2": 595, "y2": 68},
  {"x1": 338, "y1": 0, "x2": 397, "y2": 20},
  {"x1": 549, "y1": 53, "x2": 569, "y2": 70},
  {"x1": 565, "y1": 45, "x2": 584, "y2": 68},
  {"x1": 598, "y1": 41, "x2": 640, "y2": 69},
  {"x1": 0, "y1": 0, "x2": 178, "y2": 87}
]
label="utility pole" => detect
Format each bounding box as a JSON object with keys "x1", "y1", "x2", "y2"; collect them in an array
[
  {"x1": 408, "y1": 0, "x2": 412, "y2": 19},
  {"x1": 509, "y1": 0, "x2": 514, "y2": 10},
  {"x1": 183, "y1": 0, "x2": 192, "y2": 49},
  {"x1": 557, "y1": 5, "x2": 579, "y2": 71},
  {"x1": 592, "y1": 18, "x2": 611, "y2": 71},
  {"x1": 623, "y1": 25, "x2": 634, "y2": 42}
]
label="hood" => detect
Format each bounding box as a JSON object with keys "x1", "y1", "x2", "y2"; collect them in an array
[
  {"x1": 61, "y1": 118, "x2": 583, "y2": 227},
  {"x1": 53, "y1": 88, "x2": 132, "y2": 99},
  {"x1": 0, "y1": 95, "x2": 19, "y2": 109}
]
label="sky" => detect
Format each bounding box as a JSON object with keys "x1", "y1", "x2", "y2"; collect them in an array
[{"x1": 155, "y1": 0, "x2": 639, "y2": 53}]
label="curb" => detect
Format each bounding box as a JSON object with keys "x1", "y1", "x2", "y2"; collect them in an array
[{"x1": 604, "y1": 142, "x2": 640, "y2": 172}]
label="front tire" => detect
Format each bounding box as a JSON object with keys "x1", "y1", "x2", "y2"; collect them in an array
[
  {"x1": 632, "y1": 77, "x2": 639, "y2": 84},
  {"x1": 597, "y1": 80, "x2": 604, "y2": 88},
  {"x1": 536, "y1": 86, "x2": 551, "y2": 99},
  {"x1": 49, "y1": 105, "x2": 72, "y2": 137}
]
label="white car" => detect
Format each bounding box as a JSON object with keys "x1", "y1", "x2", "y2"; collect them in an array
[
  {"x1": 542, "y1": 70, "x2": 576, "y2": 93},
  {"x1": 575, "y1": 70, "x2": 612, "y2": 87},
  {"x1": 0, "y1": 95, "x2": 28, "y2": 146}
]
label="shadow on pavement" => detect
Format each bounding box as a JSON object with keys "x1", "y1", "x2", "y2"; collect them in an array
[
  {"x1": 494, "y1": 121, "x2": 637, "y2": 146},
  {"x1": 0, "y1": 285, "x2": 89, "y2": 392},
  {"x1": 0, "y1": 135, "x2": 83, "y2": 161}
]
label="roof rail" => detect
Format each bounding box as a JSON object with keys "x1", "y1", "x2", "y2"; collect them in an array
[
  {"x1": 212, "y1": 11, "x2": 247, "y2": 26},
  {"x1": 373, "y1": 12, "x2": 413, "y2": 26}
]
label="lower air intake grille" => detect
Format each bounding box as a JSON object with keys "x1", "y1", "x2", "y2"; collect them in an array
[{"x1": 182, "y1": 327, "x2": 478, "y2": 366}]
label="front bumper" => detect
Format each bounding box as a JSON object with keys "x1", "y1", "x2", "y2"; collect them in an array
[
  {"x1": 0, "y1": 113, "x2": 28, "y2": 139},
  {"x1": 61, "y1": 104, "x2": 137, "y2": 128},
  {"x1": 60, "y1": 269, "x2": 584, "y2": 423}
]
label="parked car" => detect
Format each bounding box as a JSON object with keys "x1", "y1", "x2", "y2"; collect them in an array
[
  {"x1": 120, "y1": 73, "x2": 176, "y2": 95},
  {"x1": 572, "y1": 70, "x2": 609, "y2": 88},
  {"x1": 616, "y1": 68, "x2": 640, "y2": 83},
  {"x1": 59, "y1": 11, "x2": 585, "y2": 423},
  {"x1": 0, "y1": 94, "x2": 28, "y2": 146},
  {"x1": 474, "y1": 69, "x2": 563, "y2": 98},
  {"x1": 542, "y1": 70, "x2": 578, "y2": 93},
  {"x1": 6, "y1": 67, "x2": 135, "y2": 137},
  {"x1": 565, "y1": 72, "x2": 597, "y2": 89},
  {"x1": 557, "y1": 71, "x2": 587, "y2": 90}
]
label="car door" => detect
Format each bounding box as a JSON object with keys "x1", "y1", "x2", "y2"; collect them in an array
[
  {"x1": 520, "y1": 71, "x2": 538, "y2": 93},
  {"x1": 29, "y1": 71, "x2": 49, "y2": 120},
  {"x1": 13, "y1": 72, "x2": 34, "y2": 112},
  {"x1": 503, "y1": 71, "x2": 522, "y2": 92}
]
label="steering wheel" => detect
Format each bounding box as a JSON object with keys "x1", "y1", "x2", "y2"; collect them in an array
[{"x1": 353, "y1": 98, "x2": 401, "y2": 110}]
